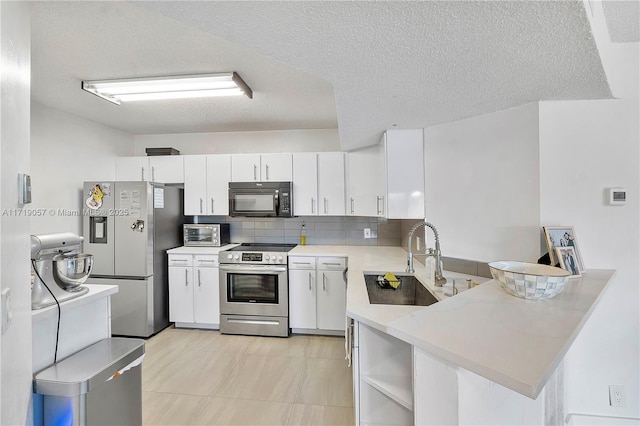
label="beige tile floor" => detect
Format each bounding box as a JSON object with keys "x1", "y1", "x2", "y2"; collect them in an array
[{"x1": 142, "y1": 327, "x2": 355, "y2": 425}]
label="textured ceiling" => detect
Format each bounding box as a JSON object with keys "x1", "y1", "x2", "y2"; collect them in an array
[
  {"x1": 31, "y1": 1, "x2": 615, "y2": 151},
  {"x1": 602, "y1": 0, "x2": 640, "y2": 43},
  {"x1": 29, "y1": 2, "x2": 338, "y2": 135}
]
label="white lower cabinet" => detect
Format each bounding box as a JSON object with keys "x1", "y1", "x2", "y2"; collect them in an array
[
  {"x1": 289, "y1": 256, "x2": 347, "y2": 333},
  {"x1": 353, "y1": 320, "x2": 414, "y2": 425},
  {"x1": 168, "y1": 253, "x2": 220, "y2": 329}
]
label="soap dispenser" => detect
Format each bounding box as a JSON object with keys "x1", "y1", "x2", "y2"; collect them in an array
[
  {"x1": 425, "y1": 256, "x2": 436, "y2": 283},
  {"x1": 300, "y1": 223, "x2": 307, "y2": 245}
]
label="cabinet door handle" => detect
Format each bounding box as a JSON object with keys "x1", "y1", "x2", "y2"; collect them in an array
[
  {"x1": 350, "y1": 198, "x2": 354, "y2": 215},
  {"x1": 185, "y1": 269, "x2": 189, "y2": 286},
  {"x1": 311, "y1": 198, "x2": 315, "y2": 214},
  {"x1": 171, "y1": 259, "x2": 188, "y2": 264},
  {"x1": 200, "y1": 198, "x2": 203, "y2": 214},
  {"x1": 308, "y1": 272, "x2": 312, "y2": 290},
  {"x1": 322, "y1": 262, "x2": 342, "y2": 266},
  {"x1": 141, "y1": 167, "x2": 145, "y2": 181},
  {"x1": 198, "y1": 269, "x2": 201, "y2": 287},
  {"x1": 293, "y1": 262, "x2": 312, "y2": 265},
  {"x1": 211, "y1": 198, "x2": 214, "y2": 214},
  {"x1": 151, "y1": 166, "x2": 155, "y2": 182},
  {"x1": 253, "y1": 164, "x2": 257, "y2": 181},
  {"x1": 324, "y1": 198, "x2": 328, "y2": 214},
  {"x1": 377, "y1": 195, "x2": 385, "y2": 216},
  {"x1": 265, "y1": 164, "x2": 269, "y2": 180},
  {"x1": 322, "y1": 273, "x2": 327, "y2": 291}
]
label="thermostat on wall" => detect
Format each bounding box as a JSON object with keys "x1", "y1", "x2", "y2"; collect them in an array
[{"x1": 608, "y1": 188, "x2": 626, "y2": 205}]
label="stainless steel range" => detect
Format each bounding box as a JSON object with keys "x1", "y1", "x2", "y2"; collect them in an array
[{"x1": 219, "y1": 243, "x2": 296, "y2": 337}]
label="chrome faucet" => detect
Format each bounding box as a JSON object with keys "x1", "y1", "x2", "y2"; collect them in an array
[{"x1": 406, "y1": 221, "x2": 447, "y2": 287}]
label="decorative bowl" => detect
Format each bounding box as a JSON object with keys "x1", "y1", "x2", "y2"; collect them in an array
[
  {"x1": 488, "y1": 260, "x2": 570, "y2": 300},
  {"x1": 53, "y1": 253, "x2": 93, "y2": 290}
]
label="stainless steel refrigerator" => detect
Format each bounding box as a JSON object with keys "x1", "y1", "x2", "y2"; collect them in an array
[{"x1": 83, "y1": 181, "x2": 183, "y2": 337}]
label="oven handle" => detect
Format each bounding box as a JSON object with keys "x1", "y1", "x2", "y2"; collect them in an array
[
  {"x1": 219, "y1": 264, "x2": 287, "y2": 273},
  {"x1": 226, "y1": 318, "x2": 281, "y2": 326}
]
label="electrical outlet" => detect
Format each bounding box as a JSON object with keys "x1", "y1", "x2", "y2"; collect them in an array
[
  {"x1": 364, "y1": 228, "x2": 371, "y2": 239},
  {"x1": 609, "y1": 385, "x2": 626, "y2": 407}
]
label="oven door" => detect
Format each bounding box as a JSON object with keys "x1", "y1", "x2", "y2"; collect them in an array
[
  {"x1": 229, "y1": 189, "x2": 278, "y2": 217},
  {"x1": 219, "y1": 264, "x2": 288, "y2": 317},
  {"x1": 183, "y1": 225, "x2": 216, "y2": 246}
]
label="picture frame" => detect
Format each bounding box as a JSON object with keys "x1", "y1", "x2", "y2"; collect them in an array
[
  {"x1": 543, "y1": 226, "x2": 585, "y2": 272},
  {"x1": 555, "y1": 246, "x2": 582, "y2": 277}
]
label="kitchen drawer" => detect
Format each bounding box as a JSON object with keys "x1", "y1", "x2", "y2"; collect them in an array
[
  {"x1": 289, "y1": 256, "x2": 316, "y2": 270},
  {"x1": 317, "y1": 256, "x2": 347, "y2": 270},
  {"x1": 194, "y1": 255, "x2": 219, "y2": 268},
  {"x1": 168, "y1": 254, "x2": 193, "y2": 267}
]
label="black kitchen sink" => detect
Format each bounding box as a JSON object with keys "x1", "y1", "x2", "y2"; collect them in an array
[{"x1": 363, "y1": 273, "x2": 439, "y2": 306}]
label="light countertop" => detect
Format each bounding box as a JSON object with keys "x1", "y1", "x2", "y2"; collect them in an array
[
  {"x1": 290, "y1": 245, "x2": 615, "y2": 399},
  {"x1": 167, "y1": 244, "x2": 239, "y2": 255},
  {"x1": 32, "y1": 284, "x2": 118, "y2": 321},
  {"x1": 290, "y1": 245, "x2": 489, "y2": 331}
]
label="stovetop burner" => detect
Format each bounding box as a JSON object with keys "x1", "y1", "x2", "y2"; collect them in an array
[{"x1": 226, "y1": 243, "x2": 297, "y2": 253}]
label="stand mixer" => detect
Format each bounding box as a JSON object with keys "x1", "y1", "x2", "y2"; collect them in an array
[{"x1": 31, "y1": 233, "x2": 93, "y2": 310}]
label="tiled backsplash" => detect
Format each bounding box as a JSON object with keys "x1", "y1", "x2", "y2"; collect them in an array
[{"x1": 185, "y1": 216, "x2": 403, "y2": 246}]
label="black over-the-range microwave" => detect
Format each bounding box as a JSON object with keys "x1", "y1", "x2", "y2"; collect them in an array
[{"x1": 228, "y1": 181, "x2": 293, "y2": 217}]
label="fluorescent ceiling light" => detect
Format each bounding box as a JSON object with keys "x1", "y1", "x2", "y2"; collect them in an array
[{"x1": 81, "y1": 72, "x2": 252, "y2": 105}]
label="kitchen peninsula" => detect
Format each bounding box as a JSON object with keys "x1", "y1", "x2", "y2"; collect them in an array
[{"x1": 290, "y1": 245, "x2": 615, "y2": 425}]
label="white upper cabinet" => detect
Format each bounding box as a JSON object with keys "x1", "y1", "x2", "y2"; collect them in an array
[
  {"x1": 293, "y1": 152, "x2": 345, "y2": 216},
  {"x1": 292, "y1": 153, "x2": 318, "y2": 216},
  {"x1": 231, "y1": 154, "x2": 260, "y2": 182},
  {"x1": 149, "y1": 156, "x2": 184, "y2": 184},
  {"x1": 184, "y1": 154, "x2": 230, "y2": 216},
  {"x1": 116, "y1": 156, "x2": 184, "y2": 183},
  {"x1": 183, "y1": 155, "x2": 207, "y2": 215},
  {"x1": 318, "y1": 152, "x2": 346, "y2": 216},
  {"x1": 206, "y1": 155, "x2": 231, "y2": 216},
  {"x1": 347, "y1": 144, "x2": 385, "y2": 217},
  {"x1": 115, "y1": 157, "x2": 150, "y2": 181},
  {"x1": 231, "y1": 153, "x2": 292, "y2": 182},
  {"x1": 260, "y1": 153, "x2": 293, "y2": 181},
  {"x1": 383, "y1": 129, "x2": 425, "y2": 219}
]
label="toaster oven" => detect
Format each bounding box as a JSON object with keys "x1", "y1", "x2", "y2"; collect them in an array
[{"x1": 183, "y1": 224, "x2": 230, "y2": 247}]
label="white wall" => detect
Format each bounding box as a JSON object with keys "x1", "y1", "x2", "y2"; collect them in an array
[
  {"x1": 423, "y1": 102, "x2": 541, "y2": 262},
  {"x1": 30, "y1": 102, "x2": 135, "y2": 235},
  {"x1": 422, "y1": 41, "x2": 639, "y2": 419},
  {"x1": 539, "y1": 41, "x2": 639, "y2": 420},
  {"x1": 134, "y1": 128, "x2": 340, "y2": 156},
  {"x1": 1, "y1": 2, "x2": 33, "y2": 424}
]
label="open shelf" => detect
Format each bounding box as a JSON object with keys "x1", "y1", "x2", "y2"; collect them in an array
[
  {"x1": 359, "y1": 379, "x2": 413, "y2": 426},
  {"x1": 361, "y1": 374, "x2": 412, "y2": 410},
  {"x1": 357, "y1": 322, "x2": 414, "y2": 425}
]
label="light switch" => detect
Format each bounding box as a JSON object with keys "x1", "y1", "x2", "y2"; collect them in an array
[
  {"x1": 2, "y1": 288, "x2": 12, "y2": 334},
  {"x1": 18, "y1": 173, "x2": 31, "y2": 205}
]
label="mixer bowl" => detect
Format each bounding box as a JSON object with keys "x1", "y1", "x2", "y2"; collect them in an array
[{"x1": 53, "y1": 253, "x2": 93, "y2": 290}]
